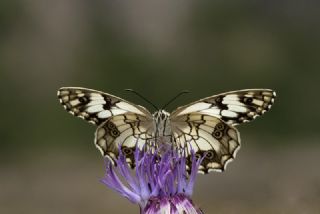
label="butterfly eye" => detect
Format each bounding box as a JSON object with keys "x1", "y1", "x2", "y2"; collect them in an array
[
  {"x1": 161, "y1": 114, "x2": 166, "y2": 120},
  {"x1": 122, "y1": 147, "x2": 133, "y2": 155}
]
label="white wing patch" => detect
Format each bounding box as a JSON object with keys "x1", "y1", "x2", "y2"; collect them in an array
[
  {"x1": 115, "y1": 102, "x2": 145, "y2": 114},
  {"x1": 177, "y1": 103, "x2": 212, "y2": 115}
]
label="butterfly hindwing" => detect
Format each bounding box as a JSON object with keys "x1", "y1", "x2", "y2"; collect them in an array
[
  {"x1": 171, "y1": 89, "x2": 276, "y2": 126},
  {"x1": 57, "y1": 87, "x2": 152, "y2": 125},
  {"x1": 171, "y1": 113, "x2": 240, "y2": 173},
  {"x1": 95, "y1": 113, "x2": 154, "y2": 168}
]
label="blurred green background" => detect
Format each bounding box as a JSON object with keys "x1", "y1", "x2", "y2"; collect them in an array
[{"x1": 1, "y1": 1, "x2": 319, "y2": 213}]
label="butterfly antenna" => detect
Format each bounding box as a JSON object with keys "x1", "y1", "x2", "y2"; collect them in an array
[
  {"x1": 125, "y1": 89, "x2": 159, "y2": 111},
  {"x1": 161, "y1": 90, "x2": 190, "y2": 110}
]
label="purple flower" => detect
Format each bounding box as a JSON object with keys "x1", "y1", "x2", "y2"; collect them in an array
[{"x1": 101, "y1": 144, "x2": 204, "y2": 214}]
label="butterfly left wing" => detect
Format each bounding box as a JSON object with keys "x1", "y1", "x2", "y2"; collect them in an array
[
  {"x1": 171, "y1": 113, "x2": 240, "y2": 174},
  {"x1": 57, "y1": 87, "x2": 155, "y2": 167},
  {"x1": 171, "y1": 89, "x2": 276, "y2": 126},
  {"x1": 57, "y1": 87, "x2": 152, "y2": 125},
  {"x1": 95, "y1": 113, "x2": 154, "y2": 168}
]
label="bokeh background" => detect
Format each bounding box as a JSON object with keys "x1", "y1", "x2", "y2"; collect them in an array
[{"x1": 1, "y1": 1, "x2": 320, "y2": 213}]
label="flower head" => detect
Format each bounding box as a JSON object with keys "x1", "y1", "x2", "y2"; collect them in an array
[{"x1": 101, "y1": 144, "x2": 204, "y2": 214}]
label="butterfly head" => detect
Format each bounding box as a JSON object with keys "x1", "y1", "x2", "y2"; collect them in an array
[{"x1": 153, "y1": 110, "x2": 170, "y2": 124}]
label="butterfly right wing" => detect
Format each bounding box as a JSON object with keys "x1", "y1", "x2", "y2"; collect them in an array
[
  {"x1": 170, "y1": 89, "x2": 275, "y2": 173},
  {"x1": 57, "y1": 87, "x2": 152, "y2": 125},
  {"x1": 171, "y1": 113, "x2": 240, "y2": 174}
]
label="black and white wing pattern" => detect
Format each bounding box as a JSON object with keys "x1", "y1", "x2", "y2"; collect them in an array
[
  {"x1": 171, "y1": 89, "x2": 276, "y2": 126},
  {"x1": 57, "y1": 87, "x2": 154, "y2": 166},
  {"x1": 171, "y1": 114, "x2": 240, "y2": 173},
  {"x1": 57, "y1": 87, "x2": 152, "y2": 125},
  {"x1": 170, "y1": 89, "x2": 276, "y2": 173},
  {"x1": 95, "y1": 113, "x2": 154, "y2": 167}
]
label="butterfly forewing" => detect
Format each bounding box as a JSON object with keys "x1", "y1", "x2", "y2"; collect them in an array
[
  {"x1": 171, "y1": 89, "x2": 276, "y2": 126},
  {"x1": 57, "y1": 87, "x2": 152, "y2": 125}
]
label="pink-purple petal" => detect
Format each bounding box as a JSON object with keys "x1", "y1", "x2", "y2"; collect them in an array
[{"x1": 101, "y1": 145, "x2": 203, "y2": 213}]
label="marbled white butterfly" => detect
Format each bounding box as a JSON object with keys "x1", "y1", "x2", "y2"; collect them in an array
[{"x1": 57, "y1": 87, "x2": 276, "y2": 173}]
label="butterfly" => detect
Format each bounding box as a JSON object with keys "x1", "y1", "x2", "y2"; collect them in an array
[{"x1": 57, "y1": 87, "x2": 276, "y2": 173}]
